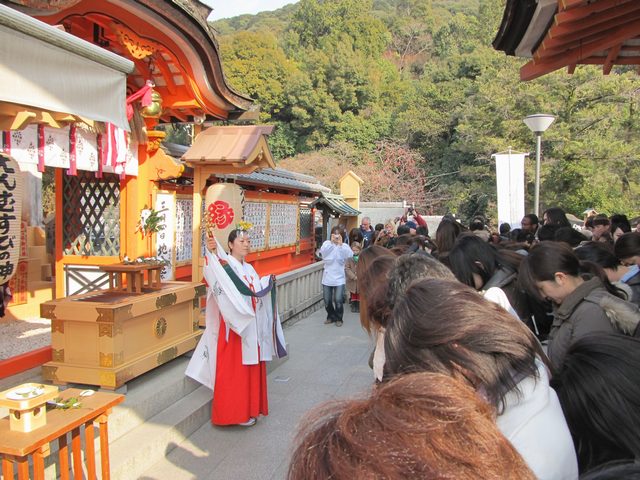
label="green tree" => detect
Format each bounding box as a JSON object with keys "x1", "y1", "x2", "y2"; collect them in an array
[
  {"x1": 211, "y1": 0, "x2": 640, "y2": 218},
  {"x1": 219, "y1": 31, "x2": 299, "y2": 120}
]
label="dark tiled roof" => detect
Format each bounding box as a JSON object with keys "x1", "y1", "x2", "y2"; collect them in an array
[
  {"x1": 492, "y1": 0, "x2": 538, "y2": 55},
  {"x1": 160, "y1": 143, "x2": 329, "y2": 194},
  {"x1": 310, "y1": 193, "x2": 360, "y2": 217},
  {"x1": 219, "y1": 168, "x2": 330, "y2": 195}
]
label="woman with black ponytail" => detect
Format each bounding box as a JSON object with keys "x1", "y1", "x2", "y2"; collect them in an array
[{"x1": 519, "y1": 242, "x2": 640, "y2": 370}]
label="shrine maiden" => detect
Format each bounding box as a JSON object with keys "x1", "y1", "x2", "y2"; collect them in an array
[{"x1": 186, "y1": 227, "x2": 286, "y2": 426}]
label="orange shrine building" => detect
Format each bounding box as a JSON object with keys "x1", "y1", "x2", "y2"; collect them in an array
[{"x1": 0, "y1": 0, "x2": 323, "y2": 381}]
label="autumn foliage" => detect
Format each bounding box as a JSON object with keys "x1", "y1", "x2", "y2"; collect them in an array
[{"x1": 278, "y1": 141, "x2": 444, "y2": 213}]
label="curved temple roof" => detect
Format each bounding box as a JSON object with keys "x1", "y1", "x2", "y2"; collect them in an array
[
  {"x1": 2, "y1": 0, "x2": 253, "y2": 121},
  {"x1": 493, "y1": 0, "x2": 640, "y2": 81}
]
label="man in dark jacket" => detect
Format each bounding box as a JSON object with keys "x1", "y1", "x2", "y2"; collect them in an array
[
  {"x1": 360, "y1": 217, "x2": 374, "y2": 248},
  {"x1": 521, "y1": 214, "x2": 539, "y2": 236}
]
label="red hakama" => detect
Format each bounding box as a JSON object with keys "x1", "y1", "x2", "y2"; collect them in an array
[{"x1": 211, "y1": 317, "x2": 268, "y2": 425}]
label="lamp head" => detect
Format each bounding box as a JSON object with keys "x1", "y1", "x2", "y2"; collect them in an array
[{"x1": 524, "y1": 114, "x2": 555, "y2": 134}]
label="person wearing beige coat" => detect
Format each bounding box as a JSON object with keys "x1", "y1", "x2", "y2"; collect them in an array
[{"x1": 345, "y1": 242, "x2": 361, "y2": 313}]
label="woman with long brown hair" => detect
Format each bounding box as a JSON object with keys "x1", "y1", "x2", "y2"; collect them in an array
[
  {"x1": 384, "y1": 279, "x2": 578, "y2": 479},
  {"x1": 356, "y1": 247, "x2": 395, "y2": 380},
  {"x1": 356, "y1": 246, "x2": 395, "y2": 333},
  {"x1": 287, "y1": 372, "x2": 535, "y2": 480},
  {"x1": 434, "y1": 218, "x2": 463, "y2": 259}
]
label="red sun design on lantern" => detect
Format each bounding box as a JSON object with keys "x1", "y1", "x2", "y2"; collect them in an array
[{"x1": 208, "y1": 201, "x2": 235, "y2": 229}]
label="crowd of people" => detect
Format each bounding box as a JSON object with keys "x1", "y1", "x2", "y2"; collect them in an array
[{"x1": 295, "y1": 207, "x2": 640, "y2": 479}]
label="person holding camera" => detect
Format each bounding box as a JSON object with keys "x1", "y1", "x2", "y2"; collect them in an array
[
  {"x1": 374, "y1": 220, "x2": 398, "y2": 248},
  {"x1": 402, "y1": 206, "x2": 429, "y2": 236},
  {"x1": 321, "y1": 226, "x2": 353, "y2": 326}
]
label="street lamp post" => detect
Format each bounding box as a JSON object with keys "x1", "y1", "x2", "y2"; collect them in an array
[{"x1": 523, "y1": 114, "x2": 555, "y2": 217}]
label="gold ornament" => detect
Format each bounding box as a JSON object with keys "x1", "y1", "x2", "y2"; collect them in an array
[{"x1": 141, "y1": 90, "x2": 163, "y2": 118}]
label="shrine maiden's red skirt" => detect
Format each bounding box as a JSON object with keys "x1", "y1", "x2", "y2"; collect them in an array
[{"x1": 211, "y1": 318, "x2": 268, "y2": 425}]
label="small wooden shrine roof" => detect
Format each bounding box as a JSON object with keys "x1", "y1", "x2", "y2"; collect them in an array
[
  {"x1": 493, "y1": 0, "x2": 640, "y2": 80},
  {"x1": 310, "y1": 193, "x2": 361, "y2": 217},
  {"x1": 182, "y1": 125, "x2": 276, "y2": 171},
  {"x1": 339, "y1": 170, "x2": 364, "y2": 185}
]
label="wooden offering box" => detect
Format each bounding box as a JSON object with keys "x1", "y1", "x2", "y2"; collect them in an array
[
  {"x1": 0, "y1": 384, "x2": 59, "y2": 433},
  {"x1": 41, "y1": 282, "x2": 205, "y2": 389}
]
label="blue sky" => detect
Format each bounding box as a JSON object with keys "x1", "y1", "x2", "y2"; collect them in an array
[{"x1": 204, "y1": 0, "x2": 299, "y2": 21}]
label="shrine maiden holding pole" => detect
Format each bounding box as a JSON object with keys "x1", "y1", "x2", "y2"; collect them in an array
[{"x1": 186, "y1": 184, "x2": 286, "y2": 427}]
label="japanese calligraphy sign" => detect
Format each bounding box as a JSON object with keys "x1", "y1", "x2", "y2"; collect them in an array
[
  {"x1": 204, "y1": 183, "x2": 244, "y2": 249},
  {"x1": 155, "y1": 192, "x2": 175, "y2": 281},
  {"x1": 0, "y1": 153, "x2": 22, "y2": 284}
]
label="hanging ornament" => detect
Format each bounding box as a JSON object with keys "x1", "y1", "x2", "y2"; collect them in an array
[{"x1": 141, "y1": 88, "x2": 163, "y2": 118}]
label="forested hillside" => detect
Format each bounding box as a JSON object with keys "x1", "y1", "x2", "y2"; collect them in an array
[{"x1": 211, "y1": 0, "x2": 640, "y2": 221}]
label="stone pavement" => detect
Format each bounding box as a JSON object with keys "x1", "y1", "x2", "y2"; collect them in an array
[{"x1": 139, "y1": 307, "x2": 375, "y2": 480}]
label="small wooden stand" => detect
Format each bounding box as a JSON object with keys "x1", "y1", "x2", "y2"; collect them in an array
[
  {"x1": 0, "y1": 384, "x2": 59, "y2": 433},
  {"x1": 100, "y1": 263, "x2": 163, "y2": 294},
  {"x1": 0, "y1": 388, "x2": 124, "y2": 480}
]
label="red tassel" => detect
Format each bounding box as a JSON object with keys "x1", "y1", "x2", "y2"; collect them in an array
[
  {"x1": 125, "y1": 80, "x2": 154, "y2": 121},
  {"x1": 67, "y1": 125, "x2": 77, "y2": 176},
  {"x1": 37, "y1": 124, "x2": 45, "y2": 173},
  {"x1": 96, "y1": 133, "x2": 103, "y2": 179},
  {"x1": 2, "y1": 131, "x2": 10, "y2": 154},
  {"x1": 109, "y1": 124, "x2": 118, "y2": 168}
]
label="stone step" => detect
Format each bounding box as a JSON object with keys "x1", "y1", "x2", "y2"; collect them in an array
[
  {"x1": 1, "y1": 341, "x2": 291, "y2": 479},
  {"x1": 107, "y1": 355, "x2": 200, "y2": 442},
  {"x1": 0, "y1": 355, "x2": 204, "y2": 479},
  {"x1": 109, "y1": 385, "x2": 212, "y2": 480}
]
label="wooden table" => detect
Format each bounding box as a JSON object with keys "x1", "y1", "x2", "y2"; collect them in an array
[
  {"x1": 100, "y1": 263, "x2": 163, "y2": 294},
  {"x1": 0, "y1": 389, "x2": 124, "y2": 480}
]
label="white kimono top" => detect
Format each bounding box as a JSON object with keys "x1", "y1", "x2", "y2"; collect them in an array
[{"x1": 185, "y1": 243, "x2": 286, "y2": 392}]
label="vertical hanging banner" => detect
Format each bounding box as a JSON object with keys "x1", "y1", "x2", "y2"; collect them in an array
[
  {"x1": 492, "y1": 151, "x2": 527, "y2": 229},
  {"x1": 0, "y1": 153, "x2": 22, "y2": 284},
  {"x1": 155, "y1": 191, "x2": 176, "y2": 281},
  {"x1": 204, "y1": 183, "x2": 244, "y2": 250}
]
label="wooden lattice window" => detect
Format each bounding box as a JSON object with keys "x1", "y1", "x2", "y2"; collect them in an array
[{"x1": 62, "y1": 172, "x2": 120, "y2": 256}]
